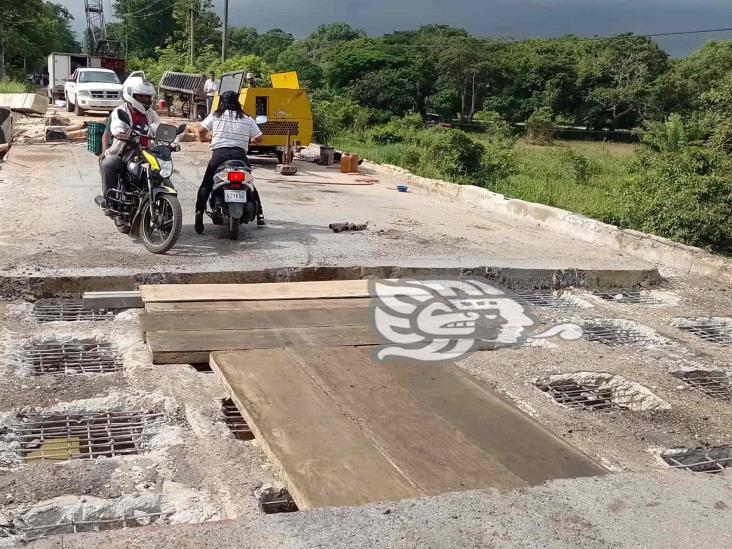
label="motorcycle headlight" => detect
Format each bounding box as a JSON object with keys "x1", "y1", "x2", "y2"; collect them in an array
[{"x1": 158, "y1": 160, "x2": 173, "y2": 178}]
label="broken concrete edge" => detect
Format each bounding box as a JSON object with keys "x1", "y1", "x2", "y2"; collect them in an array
[
  {"x1": 361, "y1": 161, "x2": 732, "y2": 286},
  {"x1": 0, "y1": 264, "x2": 661, "y2": 300},
  {"x1": 0, "y1": 93, "x2": 48, "y2": 115}
]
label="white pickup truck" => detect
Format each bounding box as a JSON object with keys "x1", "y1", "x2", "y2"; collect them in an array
[{"x1": 64, "y1": 68, "x2": 124, "y2": 116}]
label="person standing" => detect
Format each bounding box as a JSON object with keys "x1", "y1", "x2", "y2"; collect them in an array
[{"x1": 204, "y1": 73, "x2": 218, "y2": 115}]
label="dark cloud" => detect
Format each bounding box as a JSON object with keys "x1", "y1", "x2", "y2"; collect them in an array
[{"x1": 60, "y1": 0, "x2": 732, "y2": 56}]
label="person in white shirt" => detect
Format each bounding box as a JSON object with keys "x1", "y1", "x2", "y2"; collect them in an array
[
  {"x1": 203, "y1": 73, "x2": 218, "y2": 115},
  {"x1": 194, "y1": 90, "x2": 265, "y2": 233}
]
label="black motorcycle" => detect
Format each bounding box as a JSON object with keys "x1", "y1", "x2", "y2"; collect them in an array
[{"x1": 103, "y1": 112, "x2": 186, "y2": 254}]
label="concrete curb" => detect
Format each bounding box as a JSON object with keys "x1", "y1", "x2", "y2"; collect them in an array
[{"x1": 364, "y1": 161, "x2": 732, "y2": 286}]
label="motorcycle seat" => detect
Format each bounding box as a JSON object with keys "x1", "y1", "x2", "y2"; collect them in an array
[{"x1": 218, "y1": 160, "x2": 250, "y2": 171}]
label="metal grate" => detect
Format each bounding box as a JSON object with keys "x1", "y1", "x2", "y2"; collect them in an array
[
  {"x1": 662, "y1": 446, "x2": 732, "y2": 473},
  {"x1": 20, "y1": 510, "x2": 173, "y2": 540},
  {"x1": 222, "y1": 398, "x2": 253, "y2": 440},
  {"x1": 24, "y1": 341, "x2": 122, "y2": 376},
  {"x1": 12, "y1": 411, "x2": 163, "y2": 462},
  {"x1": 582, "y1": 321, "x2": 658, "y2": 347},
  {"x1": 673, "y1": 370, "x2": 732, "y2": 400},
  {"x1": 512, "y1": 290, "x2": 575, "y2": 310},
  {"x1": 592, "y1": 291, "x2": 664, "y2": 305},
  {"x1": 259, "y1": 121, "x2": 299, "y2": 136},
  {"x1": 260, "y1": 488, "x2": 299, "y2": 514},
  {"x1": 33, "y1": 299, "x2": 113, "y2": 322},
  {"x1": 536, "y1": 380, "x2": 621, "y2": 412},
  {"x1": 676, "y1": 319, "x2": 732, "y2": 346}
]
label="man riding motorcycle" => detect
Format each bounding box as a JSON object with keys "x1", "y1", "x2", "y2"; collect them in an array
[{"x1": 96, "y1": 76, "x2": 160, "y2": 211}]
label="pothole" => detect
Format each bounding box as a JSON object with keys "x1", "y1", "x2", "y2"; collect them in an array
[
  {"x1": 22, "y1": 340, "x2": 123, "y2": 376},
  {"x1": 591, "y1": 290, "x2": 675, "y2": 306},
  {"x1": 535, "y1": 372, "x2": 671, "y2": 412},
  {"x1": 9, "y1": 411, "x2": 165, "y2": 463},
  {"x1": 32, "y1": 299, "x2": 114, "y2": 323},
  {"x1": 672, "y1": 317, "x2": 732, "y2": 346},
  {"x1": 259, "y1": 488, "x2": 298, "y2": 514},
  {"x1": 190, "y1": 363, "x2": 214, "y2": 374},
  {"x1": 661, "y1": 446, "x2": 732, "y2": 473},
  {"x1": 221, "y1": 399, "x2": 253, "y2": 441},
  {"x1": 672, "y1": 369, "x2": 732, "y2": 400},
  {"x1": 581, "y1": 319, "x2": 671, "y2": 347}
]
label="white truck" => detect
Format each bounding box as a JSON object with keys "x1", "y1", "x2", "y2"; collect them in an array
[
  {"x1": 47, "y1": 52, "x2": 126, "y2": 106},
  {"x1": 63, "y1": 68, "x2": 124, "y2": 116}
]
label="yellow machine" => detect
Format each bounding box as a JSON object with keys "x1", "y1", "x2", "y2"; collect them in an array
[{"x1": 215, "y1": 71, "x2": 313, "y2": 162}]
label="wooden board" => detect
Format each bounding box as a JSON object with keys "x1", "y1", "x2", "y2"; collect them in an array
[
  {"x1": 288, "y1": 347, "x2": 527, "y2": 493},
  {"x1": 355, "y1": 347, "x2": 607, "y2": 484},
  {"x1": 147, "y1": 325, "x2": 380, "y2": 364},
  {"x1": 139, "y1": 279, "x2": 430, "y2": 303},
  {"x1": 140, "y1": 306, "x2": 371, "y2": 334},
  {"x1": 144, "y1": 297, "x2": 371, "y2": 313},
  {"x1": 212, "y1": 347, "x2": 604, "y2": 509},
  {"x1": 211, "y1": 349, "x2": 419, "y2": 509}
]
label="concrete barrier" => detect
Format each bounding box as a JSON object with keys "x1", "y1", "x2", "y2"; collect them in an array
[
  {"x1": 365, "y1": 161, "x2": 732, "y2": 286},
  {"x1": 0, "y1": 93, "x2": 48, "y2": 115}
]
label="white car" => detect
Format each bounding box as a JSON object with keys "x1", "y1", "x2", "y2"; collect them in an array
[{"x1": 64, "y1": 68, "x2": 124, "y2": 116}]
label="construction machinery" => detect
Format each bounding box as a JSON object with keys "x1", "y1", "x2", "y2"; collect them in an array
[
  {"x1": 216, "y1": 71, "x2": 313, "y2": 163},
  {"x1": 84, "y1": 0, "x2": 119, "y2": 56}
]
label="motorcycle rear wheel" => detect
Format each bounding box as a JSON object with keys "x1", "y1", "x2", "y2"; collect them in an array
[
  {"x1": 228, "y1": 215, "x2": 240, "y2": 240},
  {"x1": 141, "y1": 194, "x2": 182, "y2": 254}
]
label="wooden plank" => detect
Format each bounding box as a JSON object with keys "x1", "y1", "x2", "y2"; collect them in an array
[
  {"x1": 147, "y1": 325, "x2": 380, "y2": 364},
  {"x1": 144, "y1": 297, "x2": 372, "y2": 313},
  {"x1": 210, "y1": 349, "x2": 420, "y2": 509},
  {"x1": 288, "y1": 347, "x2": 527, "y2": 493},
  {"x1": 139, "y1": 279, "x2": 430, "y2": 303},
  {"x1": 356, "y1": 347, "x2": 606, "y2": 484},
  {"x1": 82, "y1": 291, "x2": 143, "y2": 310}
]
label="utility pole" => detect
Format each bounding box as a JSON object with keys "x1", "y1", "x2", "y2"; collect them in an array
[
  {"x1": 221, "y1": 0, "x2": 229, "y2": 61},
  {"x1": 190, "y1": 4, "x2": 195, "y2": 66},
  {"x1": 0, "y1": 19, "x2": 5, "y2": 81}
]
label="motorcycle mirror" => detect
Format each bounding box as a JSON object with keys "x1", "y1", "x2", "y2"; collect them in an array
[
  {"x1": 117, "y1": 110, "x2": 131, "y2": 126},
  {"x1": 255, "y1": 115, "x2": 268, "y2": 125},
  {"x1": 176, "y1": 124, "x2": 187, "y2": 135}
]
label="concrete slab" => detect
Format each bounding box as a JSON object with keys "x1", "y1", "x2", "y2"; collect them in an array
[
  {"x1": 0, "y1": 142, "x2": 655, "y2": 279},
  {"x1": 0, "y1": 93, "x2": 48, "y2": 115}
]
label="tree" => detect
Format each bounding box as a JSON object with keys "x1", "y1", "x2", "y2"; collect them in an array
[
  {"x1": 168, "y1": 0, "x2": 221, "y2": 60},
  {"x1": 112, "y1": 0, "x2": 175, "y2": 58},
  {"x1": 308, "y1": 23, "x2": 365, "y2": 43},
  {"x1": 347, "y1": 67, "x2": 420, "y2": 116},
  {"x1": 276, "y1": 45, "x2": 323, "y2": 90},
  {"x1": 256, "y1": 29, "x2": 294, "y2": 63},
  {"x1": 228, "y1": 27, "x2": 259, "y2": 56}
]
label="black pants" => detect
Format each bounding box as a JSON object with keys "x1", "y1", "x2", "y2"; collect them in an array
[
  {"x1": 196, "y1": 147, "x2": 263, "y2": 216},
  {"x1": 100, "y1": 156, "x2": 126, "y2": 198}
]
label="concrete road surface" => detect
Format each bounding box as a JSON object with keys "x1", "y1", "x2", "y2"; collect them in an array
[{"x1": 0, "y1": 142, "x2": 653, "y2": 277}]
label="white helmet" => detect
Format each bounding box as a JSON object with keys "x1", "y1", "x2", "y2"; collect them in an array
[{"x1": 123, "y1": 76, "x2": 156, "y2": 112}]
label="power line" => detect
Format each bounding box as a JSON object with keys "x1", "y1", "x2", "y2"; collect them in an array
[{"x1": 117, "y1": 0, "x2": 169, "y2": 17}]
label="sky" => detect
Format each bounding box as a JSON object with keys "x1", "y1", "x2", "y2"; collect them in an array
[{"x1": 58, "y1": 0, "x2": 732, "y2": 57}]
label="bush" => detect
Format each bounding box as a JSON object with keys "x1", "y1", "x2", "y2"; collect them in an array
[
  {"x1": 0, "y1": 80, "x2": 28, "y2": 93},
  {"x1": 526, "y1": 107, "x2": 555, "y2": 145},
  {"x1": 478, "y1": 141, "x2": 515, "y2": 186},
  {"x1": 416, "y1": 127, "x2": 485, "y2": 180},
  {"x1": 557, "y1": 148, "x2": 593, "y2": 185},
  {"x1": 370, "y1": 113, "x2": 423, "y2": 144},
  {"x1": 621, "y1": 147, "x2": 732, "y2": 253},
  {"x1": 473, "y1": 110, "x2": 514, "y2": 141}
]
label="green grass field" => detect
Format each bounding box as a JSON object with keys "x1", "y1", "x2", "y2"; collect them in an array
[{"x1": 334, "y1": 133, "x2": 635, "y2": 225}]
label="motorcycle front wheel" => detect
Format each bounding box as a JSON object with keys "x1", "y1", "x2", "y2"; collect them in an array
[{"x1": 141, "y1": 194, "x2": 182, "y2": 254}]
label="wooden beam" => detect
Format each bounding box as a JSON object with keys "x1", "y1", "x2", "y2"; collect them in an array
[{"x1": 144, "y1": 297, "x2": 371, "y2": 313}]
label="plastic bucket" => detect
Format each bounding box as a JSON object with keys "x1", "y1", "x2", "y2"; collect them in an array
[{"x1": 87, "y1": 122, "x2": 105, "y2": 155}]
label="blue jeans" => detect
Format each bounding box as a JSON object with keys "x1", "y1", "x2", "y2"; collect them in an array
[{"x1": 206, "y1": 96, "x2": 214, "y2": 116}]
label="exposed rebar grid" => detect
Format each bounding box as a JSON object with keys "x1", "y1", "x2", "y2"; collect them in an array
[
  {"x1": 33, "y1": 299, "x2": 113, "y2": 322},
  {"x1": 676, "y1": 319, "x2": 732, "y2": 346},
  {"x1": 536, "y1": 381, "x2": 622, "y2": 412},
  {"x1": 25, "y1": 341, "x2": 122, "y2": 376},
  {"x1": 662, "y1": 446, "x2": 732, "y2": 473},
  {"x1": 20, "y1": 510, "x2": 173, "y2": 540},
  {"x1": 13, "y1": 412, "x2": 163, "y2": 462},
  {"x1": 512, "y1": 291, "x2": 576, "y2": 310},
  {"x1": 592, "y1": 291, "x2": 664, "y2": 305},
  {"x1": 674, "y1": 370, "x2": 732, "y2": 400},
  {"x1": 582, "y1": 322, "x2": 657, "y2": 347},
  {"x1": 222, "y1": 398, "x2": 254, "y2": 440}
]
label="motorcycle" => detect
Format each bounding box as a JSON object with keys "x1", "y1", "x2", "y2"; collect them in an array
[
  {"x1": 102, "y1": 111, "x2": 186, "y2": 254},
  {"x1": 206, "y1": 115, "x2": 267, "y2": 240}
]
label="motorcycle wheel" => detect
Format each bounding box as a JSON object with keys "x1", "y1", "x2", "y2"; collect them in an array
[
  {"x1": 228, "y1": 215, "x2": 240, "y2": 240},
  {"x1": 141, "y1": 194, "x2": 182, "y2": 254}
]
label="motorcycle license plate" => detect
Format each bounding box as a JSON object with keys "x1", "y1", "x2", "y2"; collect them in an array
[{"x1": 224, "y1": 190, "x2": 248, "y2": 203}]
